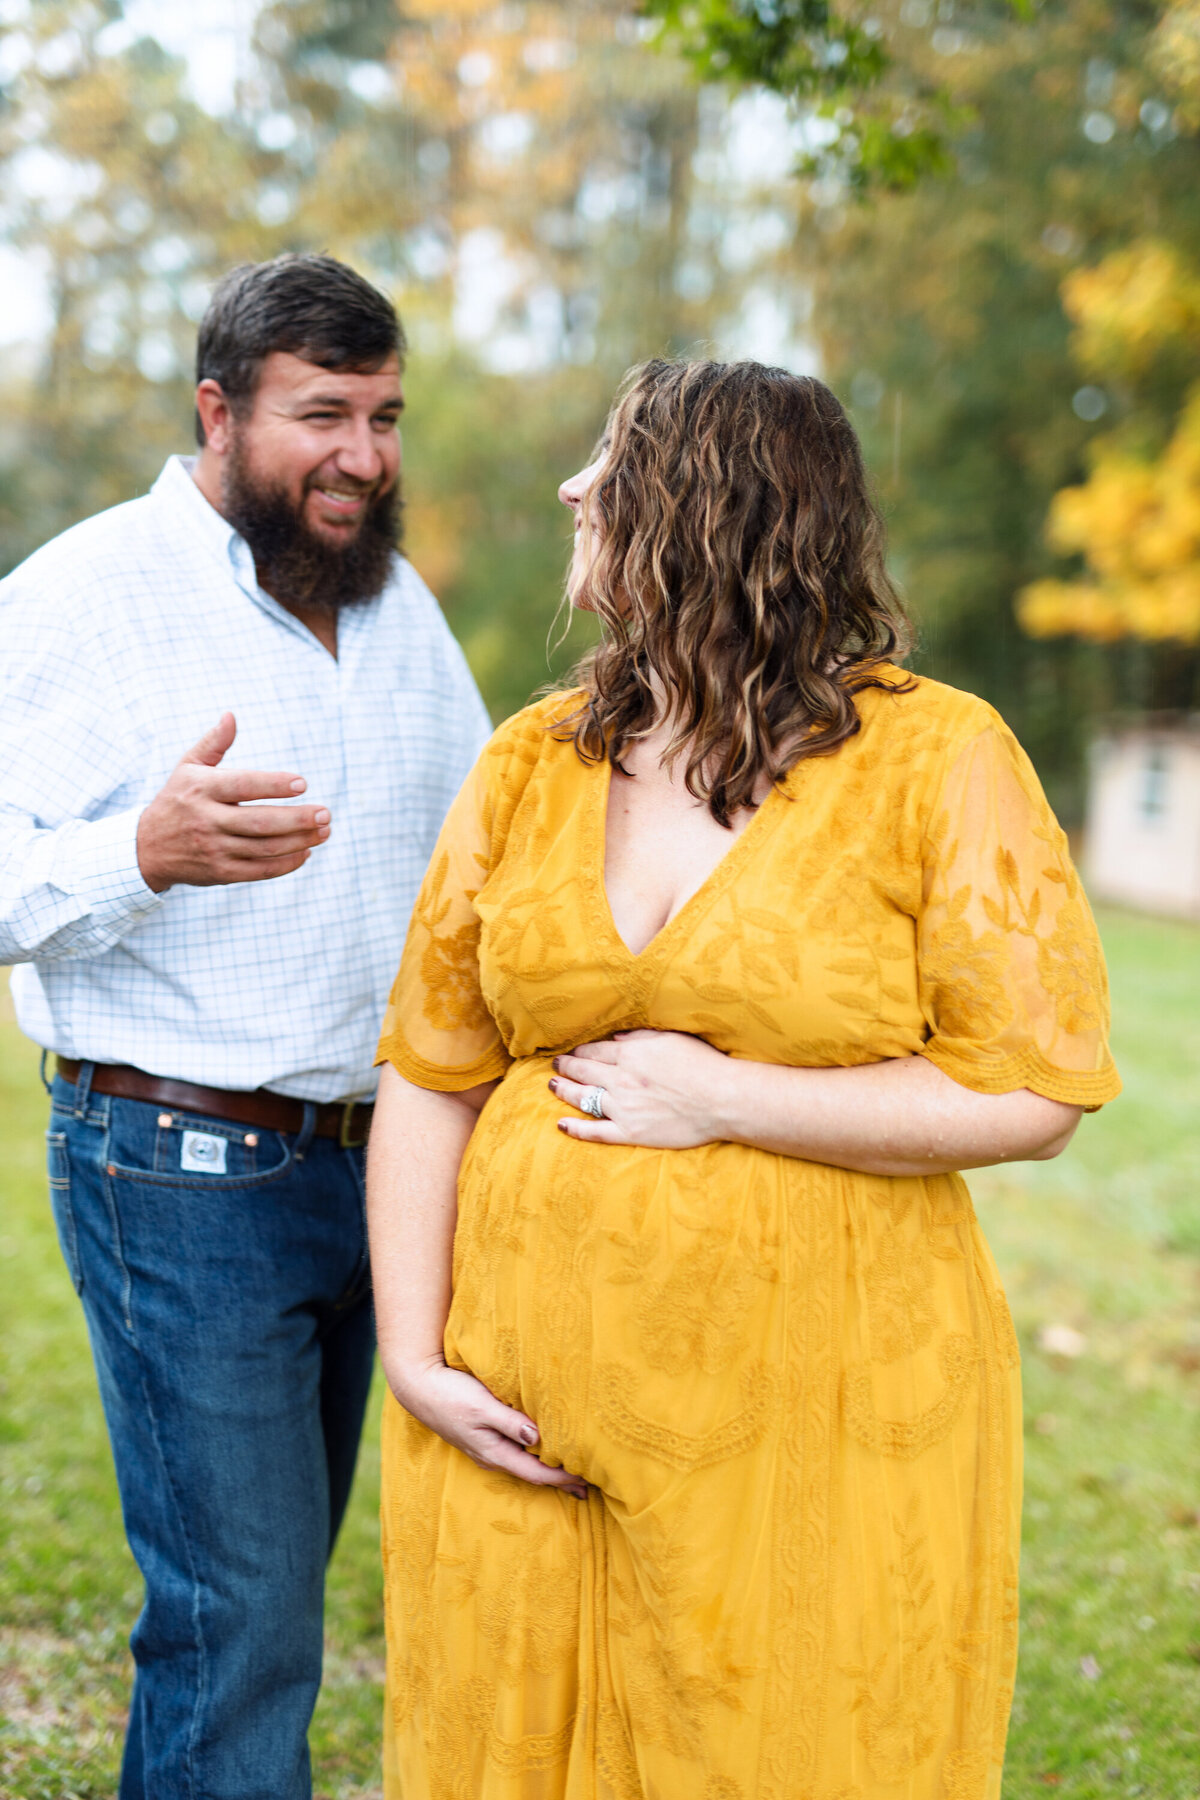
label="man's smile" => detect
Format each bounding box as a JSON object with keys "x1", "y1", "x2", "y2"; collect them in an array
[{"x1": 312, "y1": 484, "x2": 371, "y2": 517}]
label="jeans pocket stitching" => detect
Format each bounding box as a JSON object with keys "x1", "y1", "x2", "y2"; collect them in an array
[
  {"x1": 102, "y1": 1098, "x2": 297, "y2": 1190},
  {"x1": 104, "y1": 1134, "x2": 295, "y2": 1191},
  {"x1": 46, "y1": 1130, "x2": 84, "y2": 1293}
]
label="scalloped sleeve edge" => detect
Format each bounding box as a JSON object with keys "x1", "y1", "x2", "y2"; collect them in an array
[
  {"x1": 918, "y1": 1040, "x2": 1122, "y2": 1112},
  {"x1": 373, "y1": 1038, "x2": 511, "y2": 1093}
]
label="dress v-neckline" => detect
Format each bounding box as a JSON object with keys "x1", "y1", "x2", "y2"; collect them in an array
[{"x1": 587, "y1": 754, "x2": 791, "y2": 963}]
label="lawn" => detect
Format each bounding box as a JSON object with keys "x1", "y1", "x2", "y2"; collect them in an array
[{"x1": 1, "y1": 908, "x2": 1198, "y2": 1798}]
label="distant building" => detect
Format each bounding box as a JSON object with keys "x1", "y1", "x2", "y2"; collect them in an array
[{"x1": 1085, "y1": 719, "x2": 1200, "y2": 919}]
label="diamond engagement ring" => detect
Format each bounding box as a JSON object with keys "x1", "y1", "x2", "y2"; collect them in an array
[{"x1": 579, "y1": 1085, "x2": 609, "y2": 1120}]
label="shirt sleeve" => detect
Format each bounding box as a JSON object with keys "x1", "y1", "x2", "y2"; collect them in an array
[
  {"x1": 0, "y1": 594, "x2": 166, "y2": 966},
  {"x1": 375, "y1": 748, "x2": 511, "y2": 1091},
  {"x1": 916, "y1": 719, "x2": 1121, "y2": 1110}
]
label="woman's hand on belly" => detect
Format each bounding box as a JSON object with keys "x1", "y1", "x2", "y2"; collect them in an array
[
  {"x1": 393, "y1": 1359, "x2": 590, "y2": 1501},
  {"x1": 551, "y1": 1029, "x2": 729, "y2": 1148},
  {"x1": 550, "y1": 1029, "x2": 1082, "y2": 1173}
]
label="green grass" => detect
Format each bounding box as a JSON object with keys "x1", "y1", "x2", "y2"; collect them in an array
[{"x1": 1, "y1": 910, "x2": 1198, "y2": 1797}]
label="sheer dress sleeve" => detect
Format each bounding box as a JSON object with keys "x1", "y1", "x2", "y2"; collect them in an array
[
  {"x1": 375, "y1": 751, "x2": 510, "y2": 1092},
  {"x1": 917, "y1": 718, "x2": 1121, "y2": 1110}
]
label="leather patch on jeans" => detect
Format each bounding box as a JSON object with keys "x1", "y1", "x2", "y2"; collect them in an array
[{"x1": 180, "y1": 1130, "x2": 228, "y2": 1174}]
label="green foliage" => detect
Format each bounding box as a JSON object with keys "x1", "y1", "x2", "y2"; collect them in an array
[
  {"x1": 851, "y1": 107, "x2": 956, "y2": 189},
  {"x1": 641, "y1": 0, "x2": 1022, "y2": 191},
  {"x1": 3, "y1": 909, "x2": 1199, "y2": 1793},
  {"x1": 642, "y1": 0, "x2": 890, "y2": 98},
  {"x1": 401, "y1": 354, "x2": 604, "y2": 721}
]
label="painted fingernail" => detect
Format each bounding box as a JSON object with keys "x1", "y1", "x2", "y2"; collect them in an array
[
  {"x1": 548, "y1": 1078, "x2": 557, "y2": 1094},
  {"x1": 522, "y1": 1426, "x2": 538, "y2": 1446},
  {"x1": 557, "y1": 1121, "x2": 568, "y2": 1133}
]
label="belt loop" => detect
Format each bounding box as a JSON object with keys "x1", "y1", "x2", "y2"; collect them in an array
[
  {"x1": 39, "y1": 1049, "x2": 52, "y2": 1096},
  {"x1": 339, "y1": 1100, "x2": 369, "y2": 1150},
  {"x1": 295, "y1": 1102, "x2": 317, "y2": 1160},
  {"x1": 74, "y1": 1060, "x2": 96, "y2": 1119}
]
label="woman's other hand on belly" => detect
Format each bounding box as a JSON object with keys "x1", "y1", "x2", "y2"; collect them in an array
[
  {"x1": 390, "y1": 1357, "x2": 589, "y2": 1501},
  {"x1": 368, "y1": 1065, "x2": 587, "y2": 1498}
]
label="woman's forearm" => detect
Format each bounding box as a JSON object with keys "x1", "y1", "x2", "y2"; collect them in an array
[
  {"x1": 366, "y1": 1064, "x2": 588, "y2": 1497},
  {"x1": 711, "y1": 1050, "x2": 1081, "y2": 1176},
  {"x1": 365, "y1": 1063, "x2": 497, "y2": 1398}
]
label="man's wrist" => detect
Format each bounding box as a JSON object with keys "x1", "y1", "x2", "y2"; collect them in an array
[
  {"x1": 135, "y1": 804, "x2": 172, "y2": 894},
  {"x1": 68, "y1": 806, "x2": 169, "y2": 916}
]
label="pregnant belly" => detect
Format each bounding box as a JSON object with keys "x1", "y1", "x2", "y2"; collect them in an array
[
  {"x1": 442, "y1": 1059, "x2": 1001, "y2": 1512},
  {"x1": 443, "y1": 1056, "x2": 796, "y2": 1503}
]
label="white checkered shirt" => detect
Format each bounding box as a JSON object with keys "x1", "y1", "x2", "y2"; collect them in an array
[{"x1": 0, "y1": 455, "x2": 491, "y2": 1101}]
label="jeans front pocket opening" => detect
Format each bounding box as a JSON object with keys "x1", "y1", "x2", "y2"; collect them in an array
[{"x1": 105, "y1": 1102, "x2": 295, "y2": 1191}]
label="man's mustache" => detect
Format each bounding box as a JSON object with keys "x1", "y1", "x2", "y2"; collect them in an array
[{"x1": 304, "y1": 474, "x2": 381, "y2": 498}]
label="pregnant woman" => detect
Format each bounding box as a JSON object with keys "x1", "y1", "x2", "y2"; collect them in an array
[{"x1": 367, "y1": 360, "x2": 1120, "y2": 1799}]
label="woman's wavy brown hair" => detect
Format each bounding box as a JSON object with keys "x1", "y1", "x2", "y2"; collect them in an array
[{"x1": 559, "y1": 358, "x2": 914, "y2": 825}]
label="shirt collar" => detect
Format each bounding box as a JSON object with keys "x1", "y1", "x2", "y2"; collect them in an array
[
  {"x1": 152, "y1": 455, "x2": 321, "y2": 641},
  {"x1": 152, "y1": 454, "x2": 243, "y2": 568},
  {"x1": 150, "y1": 454, "x2": 388, "y2": 661}
]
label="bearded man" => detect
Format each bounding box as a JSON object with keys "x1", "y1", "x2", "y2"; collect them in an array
[{"x1": 0, "y1": 254, "x2": 490, "y2": 1800}]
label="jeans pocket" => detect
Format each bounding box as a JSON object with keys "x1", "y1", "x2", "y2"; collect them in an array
[
  {"x1": 105, "y1": 1100, "x2": 295, "y2": 1190},
  {"x1": 46, "y1": 1129, "x2": 83, "y2": 1293}
]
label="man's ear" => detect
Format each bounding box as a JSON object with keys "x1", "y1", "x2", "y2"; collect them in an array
[{"x1": 195, "y1": 379, "x2": 235, "y2": 455}]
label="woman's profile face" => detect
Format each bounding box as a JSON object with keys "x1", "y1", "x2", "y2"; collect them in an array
[{"x1": 558, "y1": 450, "x2": 608, "y2": 606}]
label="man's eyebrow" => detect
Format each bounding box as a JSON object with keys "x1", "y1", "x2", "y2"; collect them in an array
[{"x1": 294, "y1": 393, "x2": 404, "y2": 411}]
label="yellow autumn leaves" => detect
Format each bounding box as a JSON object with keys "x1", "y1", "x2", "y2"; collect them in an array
[
  {"x1": 1019, "y1": 384, "x2": 1200, "y2": 644},
  {"x1": 1018, "y1": 0, "x2": 1200, "y2": 645},
  {"x1": 1018, "y1": 236, "x2": 1200, "y2": 646}
]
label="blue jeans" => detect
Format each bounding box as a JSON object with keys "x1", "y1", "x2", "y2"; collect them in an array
[{"x1": 46, "y1": 1067, "x2": 376, "y2": 1800}]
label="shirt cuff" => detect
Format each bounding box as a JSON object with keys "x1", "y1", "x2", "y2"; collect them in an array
[{"x1": 56, "y1": 806, "x2": 168, "y2": 928}]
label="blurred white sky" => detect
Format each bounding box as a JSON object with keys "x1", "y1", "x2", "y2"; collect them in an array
[
  {"x1": 119, "y1": 0, "x2": 255, "y2": 113},
  {"x1": 0, "y1": 0, "x2": 254, "y2": 347}
]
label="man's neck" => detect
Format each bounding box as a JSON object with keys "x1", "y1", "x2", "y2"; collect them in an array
[
  {"x1": 189, "y1": 450, "x2": 338, "y2": 659},
  {"x1": 191, "y1": 445, "x2": 224, "y2": 517}
]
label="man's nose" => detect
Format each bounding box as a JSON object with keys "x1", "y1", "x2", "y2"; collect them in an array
[{"x1": 334, "y1": 422, "x2": 386, "y2": 484}]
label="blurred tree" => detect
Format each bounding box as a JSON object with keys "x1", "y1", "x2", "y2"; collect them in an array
[
  {"x1": 0, "y1": 1, "x2": 292, "y2": 558},
  {"x1": 243, "y1": 0, "x2": 760, "y2": 704},
  {"x1": 7, "y1": 0, "x2": 1196, "y2": 788},
  {"x1": 782, "y1": 0, "x2": 1200, "y2": 814},
  {"x1": 1019, "y1": 242, "x2": 1200, "y2": 652},
  {"x1": 0, "y1": 0, "x2": 762, "y2": 717},
  {"x1": 641, "y1": 0, "x2": 964, "y2": 190},
  {"x1": 1014, "y1": 20, "x2": 1200, "y2": 714}
]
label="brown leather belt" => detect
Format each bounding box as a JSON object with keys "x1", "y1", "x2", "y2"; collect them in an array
[{"x1": 56, "y1": 1058, "x2": 373, "y2": 1149}]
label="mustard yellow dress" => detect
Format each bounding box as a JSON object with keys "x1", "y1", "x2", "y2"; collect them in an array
[{"x1": 375, "y1": 671, "x2": 1120, "y2": 1800}]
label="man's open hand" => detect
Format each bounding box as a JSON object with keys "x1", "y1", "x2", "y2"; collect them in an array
[{"x1": 136, "y1": 713, "x2": 331, "y2": 893}]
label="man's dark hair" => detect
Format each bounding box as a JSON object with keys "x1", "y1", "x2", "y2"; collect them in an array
[{"x1": 194, "y1": 253, "x2": 405, "y2": 446}]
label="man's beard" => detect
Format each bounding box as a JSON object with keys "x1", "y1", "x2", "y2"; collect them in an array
[{"x1": 221, "y1": 436, "x2": 402, "y2": 615}]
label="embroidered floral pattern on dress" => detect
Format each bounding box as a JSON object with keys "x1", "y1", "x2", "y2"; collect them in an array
[{"x1": 376, "y1": 672, "x2": 1119, "y2": 1799}]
